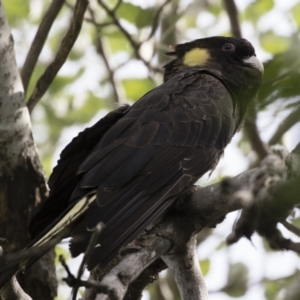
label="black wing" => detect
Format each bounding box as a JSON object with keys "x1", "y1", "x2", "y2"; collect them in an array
[
  {"x1": 28, "y1": 70, "x2": 235, "y2": 269},
  {"x1": 28, "y1": 105, "x2": 130, "y2": 239},
  {"x1": 66, "y1": 70, "x2": 236, "y2": 269}
]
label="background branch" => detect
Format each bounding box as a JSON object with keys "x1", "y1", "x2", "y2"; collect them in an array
[
  {"x1": 26, "y1": 0, "x2": 89, "y2": 113},
  {"x1": 269, "y1": 105, "x2": 300, "y2": 145},
  {"x1": 96, "y1": 0, "x2": 161, "y2": 73},
  {"x1": 223, "y1": 0, "x2": 269, "y2": 161},
  {"x1": 227, "y1": 146, "x2": 300, "y2": 252},
  {"x1": 96, "y1": 0, "x2": 140, "y2": 54},
  {"x1": 223, "y1": 0, "x2": 242, "y2": 38},
  {"x1": 244, "y1": 113, "x2": 269, "y2": 160},
  {"x1": 21, "y1": 0, "x2": 64, "y2": 94},
  {"x1": 88, "y1": 6, "x2": 120, "y2": 105},
  {"x1": 145, "y1": 0, "x2": 171, "y2": 42}
]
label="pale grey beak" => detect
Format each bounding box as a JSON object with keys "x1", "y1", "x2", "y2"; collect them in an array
[{"x1": 243, "y1": 56, "x2": 264, "y2": 73}]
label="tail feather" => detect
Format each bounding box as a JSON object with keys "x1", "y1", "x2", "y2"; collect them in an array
[
  {"x1": 1, "y1": 195, "x2": 96, "y2": 290},
  {"x1": 0, "y1": 237, "x2": 60, "y2": 290}
]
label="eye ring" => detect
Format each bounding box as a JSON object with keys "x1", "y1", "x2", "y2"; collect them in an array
[{"x1": 222, "y1": 43, "x2": 235, "y2": 51}]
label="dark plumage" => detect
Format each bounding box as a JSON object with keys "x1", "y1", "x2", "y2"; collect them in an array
[{"x1": 0, "y1": 36, "x2": 263, "y2": 287}]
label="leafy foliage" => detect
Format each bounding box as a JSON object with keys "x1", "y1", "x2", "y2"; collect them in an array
[{"x1": 258, "y1": 35, "x2": 300, "y2": 109}]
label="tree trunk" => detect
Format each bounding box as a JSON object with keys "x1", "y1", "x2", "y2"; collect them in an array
[{"x1": 0, "y1": 1, "x2": 57, "y2": 299}]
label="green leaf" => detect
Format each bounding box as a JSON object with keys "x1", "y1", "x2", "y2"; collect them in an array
[
  {"x1": 49, "y1": 68, "x2": 85, "y2": 95},
  {"x1": 208, "y1": 2, "x2": 222, "y2": 17},
  {"x1": 291, "y1": 217, "x2": 300, "y2": 228},
  {"x1": 103, "y1": 30, "x2": 131, "y2": 53},
  {"x1": 3, "y1": 0, "x2": 30, "y2": 26},
  {"x1": 117, "y1": 2, "x2": 154, "y2": 28},
  {"x1": 122, "y1": 78, "x2": 155, "y2": 101},
  {"x1": 63, "y1": 93, "x2": 106, "y2": 124},
  {"x1": 183, "y1": 14, "x2": 197, "y2": 28},
  {"x1": 68, "y1": 48, "x2": 84, "y2": 61},
  {"x1": 257, "y1": 37, "x2": 300, "y2": 107},
  {"x1": 55, "y1": 246, "x2": 70, "y2": 265},
  {"x1": 223, "y1": 262, "x2": 248, "y2": 297},
  {"x1": 26, "y1": 63, "x2": 47, "y2": 99},
  {"x1": 264, "y1": 274, "x2": 297, "y2": 300},
  {"x1": 200, "y1": 259, "x2": 210, "y2": 276},
  {"x1": 292, "y1": 3, "x2": 300, "y2": 28},
  {"x1": 244, "y1": 0, "x2": 274, "y2": 22},
  {"x1": 260, "y1": 32, "x2": 290, "y2": 54},
  {"x1": 264, "y1": 280, "x2": 281, "y2": 300},
  {"x1": 48, "y1": 25, "x2": 68, "y2": 53},
  {"x1": 42, "y1": 153, "x2": 53, "y2": 177},
  {"x1": 215, "y1": 240, "x2": 226, "y2": 250}
]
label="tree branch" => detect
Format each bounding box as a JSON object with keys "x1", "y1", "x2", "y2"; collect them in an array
[
  {"x1": 26, "y1": 0, "x2": 89, "y2": 113},
  {"x1": 244, "y1": 103, "x2": 269, "y2": 161},
  {"x1": 223, "y1": 0, "x2": 242, "y2": 38},
  {"x1": 269, "y1": 105, "x2": 300, "y2": 145},
  {"x1": 21, "y1": 0, "x2": 64, "y2": 94},
  {"x1": 145, "y1": 0, "x2": 172, "y2": 42},
  {"x1": 8, "y1": 144, "x2": 296, "y2": 300},
  {"x1": 79, "y1": 170, "x2": 258, "y2": 300},
  {"x1": 81, "y1": 145, "x2": 300, "y2": 299},
  {"x1": 96, "y1": 0, "x2": 139, "y2": 53},
  {"x1": 96, "y1": 0, "x2": 161, "y2": 74},
  {"x1": 227, "y1": 146, "x2": 300, "y2": 251},
  {"x1": 162, "y1": 236, "x2": 209, "y2": 300}
]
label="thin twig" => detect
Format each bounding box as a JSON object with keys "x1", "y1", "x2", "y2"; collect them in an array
[
  {"x1": 85, "y1": 18, "x2": 113, "y2": 27},
  {"x1": 96, "y1": 0, "x2": 161, "y2": 73},
  {"x1": 59, "y1": 255, "x2": 118, "y2": 300},
  {"x1": 145, "y1": 0, "x2": 171, "y2": 42},
  {"x1": 269, "y1": 105, "x2": 300, "y2": 145},
  {"x1": 72, "y1": 222, "x2": 104, "y2": 300},
  {"x1": 112, "y1": 0, "x2": 122, "y2": 12},
  {"x1": 66, "y1": 1, "x2": 113, "y2": 27},
  {"x1": 97, "y1": 0, "x2": 139, "y2": 52},
  {"x1": 21, "y1": 0, "x2": 65, "y2": 94},
  {"x1": 88, "y1": 6, "x2": 120, "y2": 105},
  {"x1": 26, "y1": 0, "x2": 89, "y2": 114}
]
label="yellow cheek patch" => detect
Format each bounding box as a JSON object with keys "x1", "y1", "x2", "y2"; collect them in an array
[{"x1": 183, "y1": 48, "x2": 210, "y2": 66}]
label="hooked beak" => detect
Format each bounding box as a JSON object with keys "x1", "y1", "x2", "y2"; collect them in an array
[{"x1": 243, "y1": 56, "x2": 264, "y2": 73}]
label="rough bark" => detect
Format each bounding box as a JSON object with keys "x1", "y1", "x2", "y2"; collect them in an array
[{"x1": 0, "y1": 1, "x2": 57, "y2": 299}]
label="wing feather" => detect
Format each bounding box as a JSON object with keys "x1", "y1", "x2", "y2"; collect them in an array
[{"x1": 30, "y1": 71, "x2": 237, "y2": 270}]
